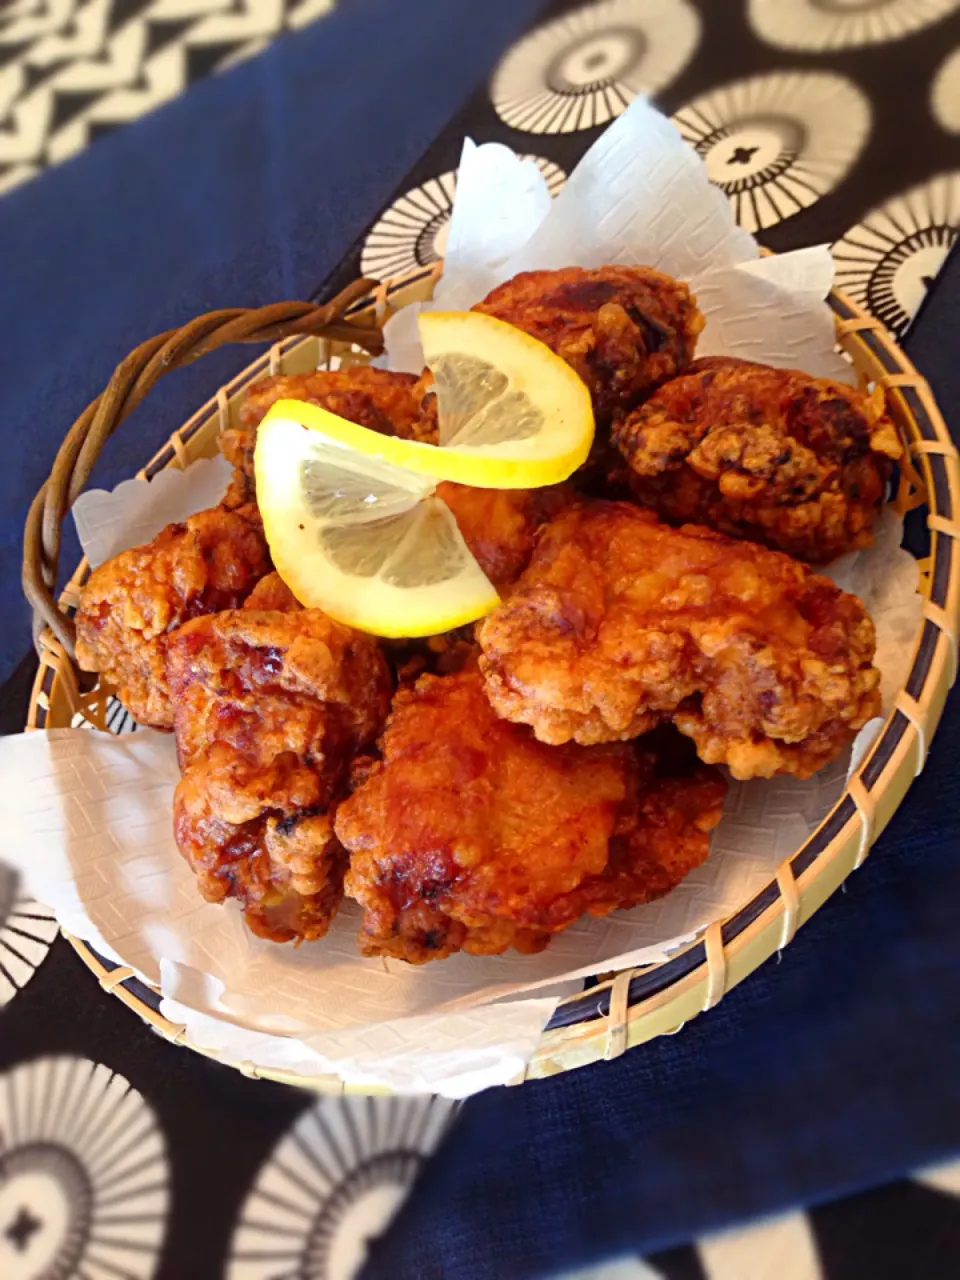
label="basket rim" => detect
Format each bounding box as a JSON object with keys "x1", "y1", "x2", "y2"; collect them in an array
[{"x1": 26, "y1": 268, "x2": 960, "y2": 1089}]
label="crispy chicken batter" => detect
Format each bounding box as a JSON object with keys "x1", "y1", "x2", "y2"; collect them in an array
[
  {"x1": 380, "y1": 628, "x2": 480, "y2": 690},
  {"x1": 335, "y1": 670, "x2": 725, "y2": 963},
  {"x1": 221, "y1": 367, "x2": 437, "y2": 506},
  {"x1": 165, "y1": 578, "x2": 392, "y2": 943},
  {"x1": 476, "y1": 502, "x2": 881, "y2": 780},
  {"x1": 473, "y1": 266, "x2": 704, "y2": 425},
  {"x1": 435, "y1": 480, "x2": 573, "y2": 587},
  {"x1": 612, "y1": 357, "x2": 902, "y2": 563},
  {"x1": 75, "y1": 506, "x2": 270, "y2": 729},
  {"x1": 243, "y1": 571, "x2": 301, "y2": 612}
]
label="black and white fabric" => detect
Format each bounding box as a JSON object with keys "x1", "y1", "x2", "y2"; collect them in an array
[
  {"x1": 360, "y1": 156, "x2": 566, "y2": 282},
  {"x1": 71, "y1": 693, "x2": 139, "y2": 735},
  {"x1": 832, "y1": 172, "x2": 960, "y2": 336},
  {"x1": 331, "y1": 0, "x2": 960, "y2": 344},
  {"x1": 0, "y1": 1056, "x2": 169, "y2": 1279},
  {"x1": 747, "y1": 0, "x2": 960, "y2": 53},
  {"x1": 226, "y1": 1095, "x2": 458, "y2": 1279},
  {"x1": 0, "y1": 866, "x2": 57, "y2": 1009},
  {"x1": 932, "y1": 45, "x2": 960, "y2": 132},
  {"x1": 0, "y1": 0, "x2": 337, "y2": 196},
  {"x1": 489, "y1": 0, "x2": 701, "y2": 135},
  {"x1": 670, "y1": 72, "x2": 872, "y2": 234},
  {"x1": 542, "y1": 1158, "x2": 960, "y2": 1279}
]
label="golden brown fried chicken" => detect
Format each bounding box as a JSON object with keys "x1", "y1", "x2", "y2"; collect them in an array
[
  {"x1": 473, "y1": 266, "x2": 704, "y2": 425},
  {"x1": 243, "y1": 571, "x2": 301, "y2": 612},
  {"x1": 335, "y1": 669, "x2": 725, "y2": 963},
  {"x1": 75, "y1": 507, "x2": 270, "y2": 730},
  {"x1": 435, "y1": 480, "x2": 573, "y2": 588},
  {"x1": 476, "y1": 502, "x2": 881, "y2": 780},
  {"x1": 612, "y1": 357, "x2": 902, "y2": 564},
  {"x1": 221, "y1": 366, "x2": 437, "y2": 506},
  {"x1": 165, "y1": 581, "x2": 391, "y2": 943},
  {"x1": 381, "y1": 628, "x2": 479, "y2": 689},
  {"x1": 585, "y1": 774, "x2": 725, "y2": 910}
]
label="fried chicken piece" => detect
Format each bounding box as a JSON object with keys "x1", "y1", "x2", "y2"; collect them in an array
[
  {"x1": 165, "y1": 588, "x2": 391, "y2": 942},
  {"x1": 575, "y1": 756, "x2": 726, "y2": 918},
  {"x1": 476, "y1": 502, "x2": 881, "y2": 780},
  {"x1": 381, "y1": 628, "x2": 480, "y2": 689},
  {"x1": 221, "y1": 367, "x2": 437, "y2": 506},
  {"x1": 242, "y1": 571, "x2": 301, "y2": 613},
  {"x1": 435, "y1": 481, "x2": 573, "y2": 588},
  {"x1": 473, "y1": 266, "x2": 704, "y2": 426},
  {"x1": 375, "y1": 485, "x2": 575, "y2": 686},
  {"x1": 75, "y1": 507, "x2": 270, "y2": 730},
  {"x1": 335, "y1": 670, "x2": 725, "y2": 963},
  {"x1": 612, "y1": 357, "x2": 902, "y2": 564}
]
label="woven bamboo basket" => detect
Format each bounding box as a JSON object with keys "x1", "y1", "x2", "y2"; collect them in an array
[{"x1": 22, "y1": 265, "x2": 960, "y2": 1093}]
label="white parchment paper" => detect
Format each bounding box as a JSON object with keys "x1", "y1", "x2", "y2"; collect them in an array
[
  {"x1": 73, "y1": 455, "x2": 234, "y2": 569},
  {"x1": 0, "y1": 96, "x2": 924, "y2": 1095},
  {"x1": 387, "y1": 98, "x2": 852, "y2": 385}
]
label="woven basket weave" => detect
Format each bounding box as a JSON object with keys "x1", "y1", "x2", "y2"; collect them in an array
[{"x1": 22, "y1": 265, "x2": 960, "y2": 1092}]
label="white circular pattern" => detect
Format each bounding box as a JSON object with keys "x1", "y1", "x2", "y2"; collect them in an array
[
  {"x1": 932, "y1": 45, "x2": 960, "y2": 132},
  {"x1": 360, "y1": 157, "x2": 566, "y2": 283},
  {"x1": 71, "y1": 693, "x2": 138, "y2": 735},
  {"x1": 0, "y1": 864, "x2": 57, "y2": 1008},
  {"x1": 696, "y1": 1209, "x2": 824, "y2": 1279},
  {"x1": 749, "y1": 0, "x2": 960, "y2": 52},
  {"x1": 915, "y1": 1155, "x2": 960, "y2": 1195},
  {"x1": 490, "y1": 0, "x2": 700, "y2": 135},
  {"x1": 671, "y1": 72, "x2": 872, "y2": 233},
  {"x1": 0, "y1": 1057, "x2": 169, "y2": 1279},
  {"x1": 227, "y1": 1094, "x2": 458, "y2": 1280},
  {"x1": 832, "y1": 172, "x2": 960, "y2": 335}
]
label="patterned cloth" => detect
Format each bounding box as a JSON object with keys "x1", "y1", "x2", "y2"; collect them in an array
[
  {"x1": 2, "y1": 2, "x2": 960, "y2": 1278},
  {"x1": 333, "y1": 0, "x2": 960, "y2": 345},
  {"x1": 0, "y1": 0, "x2": 337, "y2": 196}
]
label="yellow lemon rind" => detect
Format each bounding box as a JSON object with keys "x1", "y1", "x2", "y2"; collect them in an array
[
  {"x1": 421, "y1": 308, "x2": 594, "y2": 470},
  {"x1": 263, "y1": 397, "x2": 590, "y2": 489},
  {"x1": 263, "y1": 530, "x2": 500, "y2": 637}
]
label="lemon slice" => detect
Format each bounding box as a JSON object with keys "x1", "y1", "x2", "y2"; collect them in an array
[
  {"x1": 254, "y1": 415, "x2": 499, "y2": 637},
  {"x1": 260, "y1": 310, "x2": 594, "y2": 489}
]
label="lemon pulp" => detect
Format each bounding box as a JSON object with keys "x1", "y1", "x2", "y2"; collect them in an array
[{"x1": 254, "y1": 417, "x2": 499, "y2": 637}]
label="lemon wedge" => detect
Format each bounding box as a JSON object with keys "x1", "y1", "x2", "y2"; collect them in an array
[
  {"x1": 421, "y1": 310, "x2": 594, "y2": 484},
  {"x1": 254, "y1": 415, "x2": 499, "y2": 637},
  {"x1": 260, "y1": 310, "x2": 594, "y2": 490}
]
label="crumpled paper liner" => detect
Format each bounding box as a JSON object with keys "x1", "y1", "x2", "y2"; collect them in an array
[
  {"x1": 0, "y1": 96, "x2": 924, "y2": 1096},
  {"x1": 73, "y1": 455, "x2": 234, "y2": 570}
]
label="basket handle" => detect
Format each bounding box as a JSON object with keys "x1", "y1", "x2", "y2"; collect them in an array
[{"x1": 22, "y1": 279, "x2": 384, "y2": 661}]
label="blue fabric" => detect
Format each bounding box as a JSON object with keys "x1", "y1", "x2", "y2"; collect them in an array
[
  {"x1": 0, "y1": 0, "x2": 545, "y2": 684},
  {"x1": 359, "y1": 257, "x2": 960, "y2": 1279}
]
